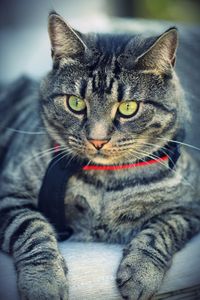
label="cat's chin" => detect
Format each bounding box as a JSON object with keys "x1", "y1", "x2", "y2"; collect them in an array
[
  {"x1": 90, "y1": 157, "x2": 113, "y2": 165},
  {"x1": 88, "y1": 154, "x2": 124, "y2": 165}
]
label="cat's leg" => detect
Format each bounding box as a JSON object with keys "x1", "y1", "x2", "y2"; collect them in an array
[
  {"x1": 116, "y1": 208, "x2": 200, "y2": 300},
  {"x1": 0, "y1": 196, "x2": 69, "y2": 300}
]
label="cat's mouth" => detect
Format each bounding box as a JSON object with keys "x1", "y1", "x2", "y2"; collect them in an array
[{"x1": 68, "y1": 138, "x2": 136, "y2": 165}]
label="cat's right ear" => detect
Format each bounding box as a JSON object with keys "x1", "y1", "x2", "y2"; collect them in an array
[
  {"x1": 48, "y1": 11, "x2": 87, "y2": 61},
  {"x1": 135, "y1": 28, "x2": 178, "y2": 74}
]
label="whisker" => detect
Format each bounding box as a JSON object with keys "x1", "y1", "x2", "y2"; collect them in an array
[
  {"x1": 68, "y1": 141, "x2": 85, "y2": 148},
  {"x1": 5, "y1": 128, "x2": 46, "y2": 135},
  {"x1": 134, "y1": 139, "x2": 174, "y2": 154},
  {"x1": 127, "y1": 150, "x2": 142, "y2": 164},
  {"x1": 84, "y1": 159, "x2": 92, "y2": 167},
  {"x1": 116, "y1": 139, "x2": 174, "y2": 154},
  {"x1": 68, "y1": 135, "x2": 82, "y2": 142},
  {"x1": 65, "y1": 154, "x2": 77, "y2": 169},
  {"x1": 156, "y1": 137, "x2": 200, "y2": 152},
  {"x1": 134, "y1": 141, "x2": 175, "y2": 168},
  {"x1": 130, "y1": 148, "x2": 169, "y2": 170},
  {"x1": 20, "y1": 146, "x2": 66, "y2": 167},
  {"x1": 48, "y1": 149, "x2": 74, "y2": 171}
]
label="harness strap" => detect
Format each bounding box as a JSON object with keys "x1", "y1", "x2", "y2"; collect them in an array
[{"x1": 38, "y1": 155, "x2": 84, "y2": 241}]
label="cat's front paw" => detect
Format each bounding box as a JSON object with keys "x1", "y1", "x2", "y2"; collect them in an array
[
  {"x1": 17, "y1": 254, "x2": 69, "y2": 300},
  {"x1": 116, "y1": 251, "x2": 165, "y2": 300}
]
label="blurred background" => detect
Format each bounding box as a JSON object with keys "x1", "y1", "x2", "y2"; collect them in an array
[
  {"x1": 0, "y1": 0, "x2": 200, "y2": 28},
  {"x1": 0, "y1": 0, "x2": 200, "y2": 82}
]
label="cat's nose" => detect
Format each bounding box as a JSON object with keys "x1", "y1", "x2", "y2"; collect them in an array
[{"x1": 88, "y1": 139, "x2": 110, "y2": 150}]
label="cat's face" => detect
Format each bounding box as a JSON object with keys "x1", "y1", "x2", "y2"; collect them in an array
[{"x1": 40, "y1": 12, "x2": 185, "y2": 165}]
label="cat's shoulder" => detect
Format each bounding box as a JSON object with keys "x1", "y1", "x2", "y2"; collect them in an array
[{"x1": 0, "y1": 76, "x2": 39, "y2": 107}]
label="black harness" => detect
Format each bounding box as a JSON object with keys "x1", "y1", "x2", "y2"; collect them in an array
[{"x1": 38, "y1": 142, "x2": 180, "y2": 241}]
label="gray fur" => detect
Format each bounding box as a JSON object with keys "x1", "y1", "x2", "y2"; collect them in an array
[{"x1": 0, "y1": 12, "x2": 200, "y2": 300}]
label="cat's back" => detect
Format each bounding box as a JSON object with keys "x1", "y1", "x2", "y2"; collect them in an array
[{"x1": 0, "y1": 76, "x2": 41, "y2": 167}]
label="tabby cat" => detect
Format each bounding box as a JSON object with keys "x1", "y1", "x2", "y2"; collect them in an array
[{"x1": 0, "y1": 11, "x2": 200, "y2": 300}]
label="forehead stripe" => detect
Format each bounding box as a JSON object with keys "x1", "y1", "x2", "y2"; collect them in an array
[
  {"x1": 106, "y1": 78, "x2": 114, "y2": 94},
  {"x1": 117, "y1": 83, "x2": 125, "y2": 101},
  {"x1": 79, "y1": 80, "x2": 87, "y2": 98}
]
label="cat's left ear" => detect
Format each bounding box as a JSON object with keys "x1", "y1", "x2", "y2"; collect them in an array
[
  {"x1": 48, "y1": 11, "x2": 87, "y2": 60},
  {"x1": 136, "y1": 27, "x2": 178, "y2": 74}
]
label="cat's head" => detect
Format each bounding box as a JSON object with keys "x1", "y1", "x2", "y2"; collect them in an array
[{"x1": 40, "y1": 12, "x2": 186, "y2": 165}]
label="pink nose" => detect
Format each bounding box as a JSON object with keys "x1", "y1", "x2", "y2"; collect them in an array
[{"x1": 88, "y1": 139, "x2": 110, "y2": 150}]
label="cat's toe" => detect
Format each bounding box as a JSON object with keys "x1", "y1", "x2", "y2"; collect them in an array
[
  {"x1": 116, "y1": 255, "x2": 163, "y2": 300},
  {"x1": 17, "y1": 256, "x2": 69, "y2": 300}
]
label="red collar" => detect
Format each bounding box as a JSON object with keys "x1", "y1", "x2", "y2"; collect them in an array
[
  {"x1": 82, "y1": 156, "x2": 168, "y2": 171},
  {"x1": 54, "y1": 143, "x2": 169, "y2": 171}
]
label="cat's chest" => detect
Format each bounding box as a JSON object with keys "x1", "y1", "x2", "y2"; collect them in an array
[
  {"x1": 63, "y1": 174, "x2": 145, "y2": 243},
  {"x1": 64, "y1": 175, "x2": 104, "y2": 241}
]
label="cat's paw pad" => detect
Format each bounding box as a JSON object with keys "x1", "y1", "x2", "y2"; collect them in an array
[
  {"x1": 17, "y1": 255, "x2": 69, "y2": 300},
  {"x1": 116, "y1": 254, "x2": 163, "y2": 300}
]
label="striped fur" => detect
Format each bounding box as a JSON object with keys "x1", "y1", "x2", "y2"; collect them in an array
[{"x1": 0, "y1": 12, "x2": 200, "y2": 300}]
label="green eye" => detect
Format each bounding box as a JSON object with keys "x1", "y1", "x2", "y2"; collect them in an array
[
  {"x1": 118, "y1": 100, "x2": 138, "y2": 117},
  {"x1": 67, "y1": 95, "x2": 86, "y2": 113}
]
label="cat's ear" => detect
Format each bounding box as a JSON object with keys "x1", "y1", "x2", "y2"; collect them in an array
[
  {"x1": 48, "y1": 11, "x2": 87, "y2": 60},
  {"x1": 136, "y1": 27, "x2": 178, "y2": 74}
]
